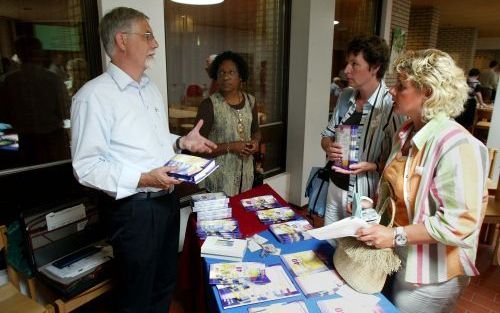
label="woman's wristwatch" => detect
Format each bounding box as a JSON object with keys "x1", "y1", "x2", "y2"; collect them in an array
[{"x1": 393, "y1": 226, "x2": 408, "y2": 247}]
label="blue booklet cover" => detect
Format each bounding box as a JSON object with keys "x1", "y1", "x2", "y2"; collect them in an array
[{"x1": 165, "y1": 154, "x2": 219, "y2": 184}]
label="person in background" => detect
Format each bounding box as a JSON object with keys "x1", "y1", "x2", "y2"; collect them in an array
[
  {"x1": 0, "y1": 36, "x2": 70, "y2": 165},
  {"x1": 357, "y1": 49, "x2": 488, "y2": 313},
  {"x1": 206, "y1": 53, "x2": 218, "y2": 96},
  {"x1": 194, "y1": 50, "x2": 261, "y2": 196},
  {"x1": 66, "y1": 58, "x2": 88, "y2": 96},
  {"x1": 320, "y1": 36, "x2": 403, "y2": 225},
  {"x1": 48, "y1": 52, "x2": 68, "y2": 81},
  {"x1": 70, "y1": 7, "x2": 215, "y2": 313},
  {"x1": 455, "y1": 68, "x2": 485, "y2": 130},
  {"x1": 479, "y1": 60, "x2": 499, "y2": 102}
]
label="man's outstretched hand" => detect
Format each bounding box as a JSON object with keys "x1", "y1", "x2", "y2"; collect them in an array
[{"x1": 179, "y1": 120, "x2": 217, "y2": 153}]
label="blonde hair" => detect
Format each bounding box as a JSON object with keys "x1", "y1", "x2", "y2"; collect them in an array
[{"x1": 392, "y1": 49, "x2": 468, "y2": 121}]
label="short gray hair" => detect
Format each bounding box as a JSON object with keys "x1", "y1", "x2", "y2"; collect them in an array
[{"x1": 99, "y1": 7, "x2": 149, "y2": 58}]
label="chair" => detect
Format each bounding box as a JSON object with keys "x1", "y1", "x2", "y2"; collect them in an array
[
  {"x1": 0, "y1": 225, "x2": 54, "y2": 313},
  {"x1": 471, "y1": 106, "x2": 493, "y2": 140}
]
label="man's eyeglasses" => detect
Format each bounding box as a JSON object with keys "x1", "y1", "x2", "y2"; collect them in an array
[
  {"x1": 123, "y1": 32, "x2": 156, "y2": 42},
  {"x1": 217, "y1": 70, "x2": 238, "y2": 79}
]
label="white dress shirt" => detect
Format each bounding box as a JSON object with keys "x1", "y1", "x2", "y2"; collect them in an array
[{"x1": 71, "y1": 63, "x2": 178, "y2": 199}]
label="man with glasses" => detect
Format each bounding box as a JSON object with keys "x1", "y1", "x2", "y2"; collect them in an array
[{"x1": 71, "y1": 7, "x2": 216, "y2": 313}]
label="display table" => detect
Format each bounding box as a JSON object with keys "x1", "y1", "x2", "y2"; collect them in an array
[
  {"x1": 178, "y1": 185, "x2": 286, "y2": 313},
  {"x1": 177, "y1": 184, "x2": 399, "y2": 313},
  {"x1": 205, "y1": 230, "x2": 399, "y2": 313}
]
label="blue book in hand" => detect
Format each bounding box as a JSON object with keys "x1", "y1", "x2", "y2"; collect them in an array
[{"x1": 165, "y1": 154, "x2": 219, "y2": 184}]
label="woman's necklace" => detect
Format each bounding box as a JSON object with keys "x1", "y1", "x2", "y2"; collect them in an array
[{"x1": 224, "y1": 92, "x2": 242, "y2": 106}]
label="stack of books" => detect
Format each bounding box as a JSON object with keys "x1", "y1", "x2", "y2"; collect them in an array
[
  {"x1": 269, "y1": 219, "x2": 313, "y2": 244},
  {"x1": 200, "y1": 236, "x2": 247, "y2": 261},
  {"x1": 196, "y1": 218, "x2": 241, "y2": 239},
  {"x1": 192, "y1": 192, "x2": 231, "y2": 221},
  {"x1": 240, "y1": 195, "x2": 281, "y2": 212},
  {"x1": 255, "y1": 207, "x2": 297, "y2": 224},
  {"x1": 281, "y1": 250, "x2": 344, "y2": 298}
]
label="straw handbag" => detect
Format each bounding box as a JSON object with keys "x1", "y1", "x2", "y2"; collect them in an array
[{"x1": 333, "y1": 182, "x2": 401, "y2": 294}]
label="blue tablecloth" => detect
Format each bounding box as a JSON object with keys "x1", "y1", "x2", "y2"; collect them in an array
[{"x1": 204, "y1": 229, "x2": 399, "y2": 313}]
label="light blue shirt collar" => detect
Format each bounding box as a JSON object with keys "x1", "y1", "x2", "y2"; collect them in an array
[{"x1": 107, "y1": 62, "x2": 151, "y2": 90}]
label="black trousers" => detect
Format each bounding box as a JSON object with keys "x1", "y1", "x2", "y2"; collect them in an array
[{"x1": 104, "y1": 193, "x2": 180, "y2": 313}]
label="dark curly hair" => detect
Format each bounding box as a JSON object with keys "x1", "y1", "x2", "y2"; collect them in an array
[
  {"x1": 347, "y1": 36, "x2": 389, "y2": 80},
  {"x1": 208, "y1": 51, "x2": 249, "y2": 82},
  {"x1": 468, "y1": 68, "x2": 480, "y2": 77}
]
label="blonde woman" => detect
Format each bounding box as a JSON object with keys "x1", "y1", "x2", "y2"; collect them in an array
[{"x1": 356, "y1": 49, "x2": 488, "y2": 312}]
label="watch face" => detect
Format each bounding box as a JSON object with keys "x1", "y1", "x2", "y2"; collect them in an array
[{"x1": 396, "y1": 235, "x2": 407, "y2": 246}]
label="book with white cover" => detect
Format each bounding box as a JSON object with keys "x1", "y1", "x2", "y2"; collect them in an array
[
  {"x1": 295, "y1": 270, "x2": 344, "y2": 298},
  {"x1": 201, "y1": 236, "x2": 247, "y2": 261}
]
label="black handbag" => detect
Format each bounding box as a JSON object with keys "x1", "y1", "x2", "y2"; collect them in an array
[{"x1": 305, "y1": 161, "x2": 332, "y2": 217}]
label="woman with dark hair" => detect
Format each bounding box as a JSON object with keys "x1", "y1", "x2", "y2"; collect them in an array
[
  {"x1": 320, "y1": 36, "x2": 404, "y2": 224},
  {"x1": 194, "y1": 51, "x2": 261, "y2": 196},
  {"x1": 455, "y1": 68, "x2": 485, "y2": 130}
]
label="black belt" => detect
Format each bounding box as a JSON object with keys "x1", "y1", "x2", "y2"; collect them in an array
[{"x1": 128, "y1": 189, "x2": 170, "y2": 200}]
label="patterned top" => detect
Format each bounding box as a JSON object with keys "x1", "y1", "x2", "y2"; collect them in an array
[
  {"x1": 385, "y1": 114, "x2": 488, "y2": 284},
  {"x1": 199, "y1": 92, "x2": 255, "y2": 196},
  {"x1": 321, "y1": 80, "x2": 404, "y2": 199}
]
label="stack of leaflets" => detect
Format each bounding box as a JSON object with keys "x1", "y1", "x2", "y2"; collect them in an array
[
  {"x1": 196, "y1": 219, "x2": 241, "y2": 239},
  {"x1": 281, "y1": 250, "x2": 344, "y2": 298},
  {"x1": 241, "y1": 195, "x2": 281, "y2": 212},
  {"x1": 248, "y1": 301, "x2": 310, "y2": 313},
  {"x1": 165, "y1": 153, "x2": 219, "y2": 184},
  {"x1": 256, "y1": 207, "x2": 297, "y2": 225},
  {"x1": 269, "y1": 219, "x2": 313, "y2": 244},
  {"x1": 192, "y1": 192, "x2": 231, "y2": 221},
  {"x1": 200, "y1": 236, "x2": 247, "y2": 261},
  {"x1": 215, "y1": 264, "x2": 300, "y2": 309},
  {"x1": 208, "y1": 262, "x2": 269, "y2": 285}
]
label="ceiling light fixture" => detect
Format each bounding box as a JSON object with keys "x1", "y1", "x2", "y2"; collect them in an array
[{"x1": 171, "y1": 0, "x2": 223, "y2": 5}]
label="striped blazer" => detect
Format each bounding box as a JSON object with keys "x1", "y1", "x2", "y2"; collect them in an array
[
  {"x1": 321, "y1": 80, "x2": 404, "y2": 199},
  {"x1": 386, "y1": 114, "x2": 488, "y2": 284}
]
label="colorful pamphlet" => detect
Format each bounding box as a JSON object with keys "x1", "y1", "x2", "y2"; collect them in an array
[
  {"x1": 165, "y1": 154, "x2": 219, "y2": 184},
  {"x1": 334, "y1": 125, "x2": 359, "y2": 170},
  {"x1": 248, "y1": 300, "x2": 310, "y2": 313},
  {"x1": 269, "y1": 219, "x2": 313, "y2": 244},
  {"x1": 241, "y1": 195, "x2": 281, "y2": 211},
  {"x1": 216, "y1": 264, "x2": 300, "y2": 309},
  {"x1": 256, "y1": 207, "x2": 297, "y2": 224},
  {"x1": 280, "y1": 250, "x2": 329, "y2": 277},
  {"x1": 209, "y1": 262, "x2": 269, "y2": 285}
]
